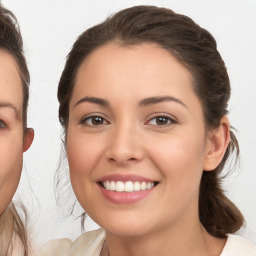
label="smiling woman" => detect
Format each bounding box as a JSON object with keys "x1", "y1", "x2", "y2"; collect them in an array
[
  {"x1": 41, "y1": 5, "x2": 256, "y2": 256},
  {"x1": 0, "y1": 6, "x2": 34, "y2": 256}
]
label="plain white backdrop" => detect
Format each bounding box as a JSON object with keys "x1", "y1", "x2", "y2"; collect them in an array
[{"x1": 2, "y1": 0, "x2": 256, "y2": 249}]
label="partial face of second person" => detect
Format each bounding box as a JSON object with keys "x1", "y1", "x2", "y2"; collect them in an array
[
  {"x1": 66, "y1": 43, "x2": 227, "y2": 237},
  {"x1": 0, "y1": 50, "x2": 33, "y2": 215}
]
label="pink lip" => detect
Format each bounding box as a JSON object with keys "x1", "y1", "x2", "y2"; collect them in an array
[
  {"x1": 98, "y1": 184, "x2": 155, "y2": 204},
  {"x1": 97, "y1": 174, "x2": 155, "y2": 182}
]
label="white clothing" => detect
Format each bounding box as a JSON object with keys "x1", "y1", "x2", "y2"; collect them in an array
[
  {"x1": 221, "y1": 234, "x2": 256, "y2": 256},
  {"x1": 40, "y1": 228, "x2": 256, "y2": 256}
]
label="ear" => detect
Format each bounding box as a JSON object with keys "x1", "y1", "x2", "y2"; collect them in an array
[
  {"x1": 23, "y1": 128, "x2": 34, "y2": 152},
  {"x1": 203, "y1": 116, "x2": 230, "y2": 171}
]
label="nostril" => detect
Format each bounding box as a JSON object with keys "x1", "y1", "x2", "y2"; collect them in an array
[
  {"x1": 106, "y1": 144, "x2": 143, "y2": 164},
  {"x1": 107, "y1": 157, "x2": 138, "y2": 164}
]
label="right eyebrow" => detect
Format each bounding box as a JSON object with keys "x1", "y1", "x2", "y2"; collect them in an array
[
  {"x1": 0, "y1": 101, "x2": 19, "y2": 117},
  {"x1": 73, "y1": 96, "x2": 109, "y2": 108}
]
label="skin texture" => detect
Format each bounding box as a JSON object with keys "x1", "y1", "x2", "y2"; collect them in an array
[
  {"x1": 67, "y1": 43, "x2": 230, "y2": 256},
  {"x1": 0, "y1": 50, "x2": 33, "y2": 216}
]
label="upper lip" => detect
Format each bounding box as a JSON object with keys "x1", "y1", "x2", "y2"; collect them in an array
[{"x1": 96, "y1": 174, "x2": 157, "y2": 183}]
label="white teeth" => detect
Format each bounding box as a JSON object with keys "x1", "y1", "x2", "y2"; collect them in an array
[
  {"x1": 125, "y1": 181, "x2": 133, "y2": 192},
  {"x1": 147, "y1": 182, "x2": 153, "y2": 189},
  {"x1": 116, "y1": 181, "x2": 125, "y2": 192},
  {"x1": 141, "y1": 181, "x2": 146, "y2": 191},
  {"x1": 105, "y1": 181, "x2": 110, "y2": 190},
  {"x1": 102, "y1": 181, "x2": 155, "y2": 192},
  {"x1": 133, "y1": 181, "x2": 141, "y2": 191},
  {"x1": 110, "y1": 181, "x2": 116, "y2": 191}
]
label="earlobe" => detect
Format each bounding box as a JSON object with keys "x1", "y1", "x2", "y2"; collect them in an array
[
  {"x1": 203, "y1": 116, "x2": 230, "y2": 171},
  {"x1": 23, "y1": 128, "x2": 34, "y2": 152}
]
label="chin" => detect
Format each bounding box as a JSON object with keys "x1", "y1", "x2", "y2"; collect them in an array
[
  {"x1": 105, "y1": 225, "x2": 151, "y2": 238},
  {"x1": 96, "y1": 214, "x2": 154, "y2": 238}
]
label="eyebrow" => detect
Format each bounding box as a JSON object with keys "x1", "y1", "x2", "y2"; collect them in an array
[
  {"x1": 74, "y1": 96, "x2": 187, "y2": 109},
  {"x1": 138, "y1": 96, "x2": 187, "y2": 108},
  {"x1": 74, "y1": 97, "x2": 109, "y2": 108},
  {"x1": 0, "y1": 101, "x2": 19, "y2": 117}
]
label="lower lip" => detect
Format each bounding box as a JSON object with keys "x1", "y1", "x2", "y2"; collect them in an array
[{"x1": 98, "y1": 185, "x2": 155, "y2": 204}]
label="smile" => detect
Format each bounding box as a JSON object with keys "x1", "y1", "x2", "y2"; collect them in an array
[{"x1": 101, "y1": 181, "x2": 156, "y2": 192}]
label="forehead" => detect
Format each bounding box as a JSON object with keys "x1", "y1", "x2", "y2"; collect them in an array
[
  {"x1": 0, "y1": 50, "x2": 23, "y2": 111},
  {"x1": 72, "y1": 43, "x2": 196, "y2": 101}
]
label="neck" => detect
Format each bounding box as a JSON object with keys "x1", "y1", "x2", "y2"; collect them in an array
[{"x1": 103, "y1": 219, "x2": 226, "y2": 256}]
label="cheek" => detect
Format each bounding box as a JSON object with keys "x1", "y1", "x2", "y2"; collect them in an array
[
  {"x1": 148, "y1": 133, "x2": 206, "y2": 189},
  {"x1": 66, "y1": 130, "x2": 105, "y2": 202},
  {"x1": 143, "y1": 134, "x2": 207, "y2": 220},
  {"x1": 67, "y1": 132, "x2": 104, "y2": 175},
  {"x1": 0, "y1": 138, "x2": 23, "y2": 215}
]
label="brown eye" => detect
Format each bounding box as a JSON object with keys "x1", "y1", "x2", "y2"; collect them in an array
[
  {"x1": 147, "y1": 115, "x2": 175, "y2": 126},
  {"x1": 155, "y1": 116, "x2": 169, "y2": 125},
  {"x1": 91, "y1": 116, "x2": 104, "y2": 125},
  {"x1": 81, "y1": 116, "x2": 108, "y2": 126}
]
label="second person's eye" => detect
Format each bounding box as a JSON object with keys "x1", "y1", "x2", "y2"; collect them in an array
[{"x1": 0, "y1": 120, "x2": 7, "y2": 129}]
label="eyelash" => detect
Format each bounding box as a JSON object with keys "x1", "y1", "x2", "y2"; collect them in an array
[{"x1": 80, "y1": 114, "x2": 176, "y2": 127}]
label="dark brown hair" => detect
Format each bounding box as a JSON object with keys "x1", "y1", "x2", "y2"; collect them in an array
[
  {"x1": 0, "y1": 6, "x2": 30, "y2": 128},
  {"x1": 0, "y1": 6, "x2": 30, "y2": 256},
  {"x1": 57, "y1": 5, "x2": 244, "y2": 237}
]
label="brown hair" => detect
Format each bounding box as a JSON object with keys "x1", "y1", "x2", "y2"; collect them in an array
[
  {"x1": 0, "y1": 6, "x2": 30, "y2": 128},
  {"x1": 0, "y1": 6, "x2": 30, "y2": 256},
  {"x1": 57, "y1": 5, "x2": 244, "y2": 237}
]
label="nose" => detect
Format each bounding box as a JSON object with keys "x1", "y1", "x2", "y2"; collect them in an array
[{"x1": 105, "y1": 122, "x2": 144, "y2": 166}]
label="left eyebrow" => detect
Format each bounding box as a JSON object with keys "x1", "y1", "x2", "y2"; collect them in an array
[{"x1": 138, "y1": 96, "x2": 187, "y2": 108}]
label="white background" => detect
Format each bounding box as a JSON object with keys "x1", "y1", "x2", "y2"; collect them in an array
[{"x1": 2, "y1": 0, "x2": 256, "y2": 249}]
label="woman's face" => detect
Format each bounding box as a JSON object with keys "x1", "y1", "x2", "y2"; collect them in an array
[
  {"x1": 67, "y1": 43, "x2": 214, "y2": 237},
  {"x1": 0, "y1": 51, "x2": 33, "y2": 215}
]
